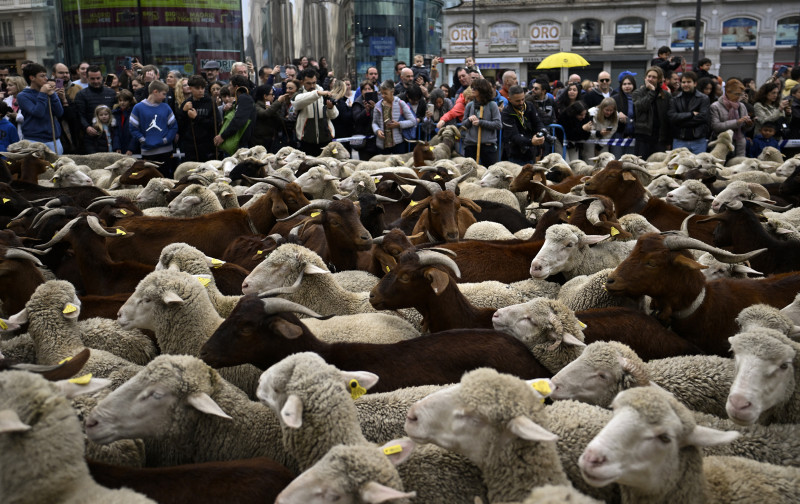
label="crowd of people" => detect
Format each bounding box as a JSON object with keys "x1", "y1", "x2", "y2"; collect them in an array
[{"x1": 2, "y1": 46, "x2": 800, "y2": 172}]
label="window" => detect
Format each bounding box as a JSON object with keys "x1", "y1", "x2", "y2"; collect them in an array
[
  {"x1": 0, "y1": 21, "x2": 14, "y2": 48},
  {"x1": 572, "y1": 19, "x2": 601, "y2": 47},
  {"x1": 615, "y1": 18, "x2": 645, "y2": 46},
  {"x1": 721, "y1": 18, "x2": 757, "y2": 48},
  {"x1": 776, "y1": 16, "x2": 798, "y2": 47},
  {"x1": 489, "y1": 22, "x2": 519, "y2": 52},
  {"x1": 671, "y1": 20, "x2": 703, "y2": 49}
]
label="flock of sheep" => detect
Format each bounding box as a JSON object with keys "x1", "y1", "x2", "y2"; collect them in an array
[{"x1": 2, "y1": 127, "x2": 800, "y2": 503}]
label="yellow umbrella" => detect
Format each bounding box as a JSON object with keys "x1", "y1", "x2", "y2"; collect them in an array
[{"x1": 536, "y1": 52, "x2": 589, "y2": 69}]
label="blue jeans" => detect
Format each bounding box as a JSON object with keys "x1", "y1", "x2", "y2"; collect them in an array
[{"x1": 673, "y1": 138, "x2": 708, "y2": 155}]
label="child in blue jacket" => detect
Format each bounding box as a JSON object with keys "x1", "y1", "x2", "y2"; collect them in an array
[
  {"x1": 749, "y1": 122, "x2": 781, "y2": 158},
  {"x1": 130, "y1": 80, "x2": 177, "y2": 175},
  {"x1": 0, "y1": 102, "x2": 20, "y2": 152}
]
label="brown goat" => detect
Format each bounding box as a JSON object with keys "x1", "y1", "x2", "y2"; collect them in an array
[
  {"x1": 357, "y1": 228, "x2": 418, "y2": 277},
  {"x1": 584, "y1": 161, "x2": 717, "y2": 243},
  {"x1": 605, "y1": 232, "x2": 800, "y2": 356},
  {"x1": 118, "y1": 162, "x2": 164, "y2": 186},
  {"x1": 412, "y1": 141, "x2": 436, "y2": 168},
  {"x1": 221, "y1": 235, "x2": 280, "y2": 271},
  {"x1": 509, "y1": 164, "x2": 583, "y2": 203},
  {"x1": 8, "y1": 155, "x2": 52, "y2": 184},
  {"x1": 0, "y1": 246, "x2": 45, "y2": 316}
]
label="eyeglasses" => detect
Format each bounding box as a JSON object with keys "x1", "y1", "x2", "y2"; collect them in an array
[{"x1": 599, "y1": 79, "x2": 610, "y2": 83}]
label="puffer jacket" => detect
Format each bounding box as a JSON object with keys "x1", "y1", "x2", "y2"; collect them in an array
[{"x1": 632, "y1": 86, "x2": 672, "y2": 143}]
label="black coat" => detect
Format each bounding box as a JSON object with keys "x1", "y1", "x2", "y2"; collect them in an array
[
  {"x1": 177, "y1": 95, "x2": 222, "y2": 160},
  {"x1": 501, "y1": 103, "x2": 546, "y2": 160},
  {"x1": 220, "y1": 92, "x2": 256, "y2": 148},
  {"x1": 667, "y1": 90, "x2": 710, "y2": 140},
  {"x1": 74, "y1": 85, "x2": 117, "y2": 130}
]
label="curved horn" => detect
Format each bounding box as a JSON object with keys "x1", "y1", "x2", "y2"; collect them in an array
[
  {"x1": 418, "y1": 166, "x2": 441, "y2": 173},
  {"x1": 426, "y1": 247, "x2": 457, "y2": 258},
  {"x1": 741, "y1": 199, "x2": 792, "y2": 212},
  {"x1": 444, "y1": 166, "x2": 474, "y2": 192},
  {"x1": 746, "y1": 183, "x2": 771, "y2": 201},
  {"x1": 90, "y1": 195, "x2": 120, "y2": 204},
  {"x1": 373, "y1": 194, "x2": 398, "y2": 204},
  {"x1": 257, "y1": 269, "x2": 306, "y2": 298},
  {"x1": 9, "y1": 207, "x2": 36, "y2": 221},
  {"x1": 277, "y1": 199, "x2": 333, "y2": 222},
  {"x1": 620, "y1": 162, "x2": 652, "y2": 180},
  {"x1": 371, "y1": 235, "x2": 386, "y2": 245},
  {"x1": 4, "y1": 248, "x2": 43, "y2": 266},
  {"x1": 661, "y1": 234, "x2": 767, "y2": 264},
  {"x1": 263, "y1": 233, "x2": 283, "y2": 243},
  {"x1": 86, "y1": 197, "x2": 120, "y2": 211},
  {"x1": 415, "y1": 250, "x2": 461, "y2": 279},
  {"x1": 30, "y1": 208, "x2": 66, "y2": 232},
  {"x1": 86, "y1": 215, "x2": 123, "y2": 238},
  {"x1": 260, "y1": 297, "x2": 323, "y2": 318},
  {"x1": 396, "y1": 176, "x2": 442, "y2": 196},
  {"x1": 34, "y1": 216, "x2": 82, "y2": 249},
  {"x1": 585, "y1": 199, "x2": 605, "y2": 226},
  {"x1": 532, "y1": 182, "x2": 586, "y2": 205},
  {"x1": 679, "y1": 215, "x2": 692, "y2": 237},
  {"x1": 243, "y1": 175, "x2": 290, "y2": 189}
]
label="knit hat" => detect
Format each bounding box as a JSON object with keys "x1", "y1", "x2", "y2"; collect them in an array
[{"x1": 618, "y1": 71, "x2": 637, "y2": 82}]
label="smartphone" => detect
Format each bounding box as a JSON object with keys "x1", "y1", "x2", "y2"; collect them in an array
[
  {"x1": 124, "y1": 57, "x2": 132, "y2": 70},
  {"x1": 427, "y1": 103, "x2": 435, "y2": 114},
  {"x1": 777, "y1": 65, "x2": 789, "y2": 77},
  {"x1": 364, "y1": 91, "x2": 378, "y2": 104},
  {"x1": 55, "y1": 78, "x2": 64, "y2": 89},
  {"x1": 105, "y1": 74, "x2": 115, "y2": 86}
]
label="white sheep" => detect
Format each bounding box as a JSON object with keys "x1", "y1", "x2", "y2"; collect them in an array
[
  {"x1": 87, "y1": 157, "x2": 137, "y2": 189},
  {"x1": 617, "y1": 213, "x2": 661, "y2": 237},
  {"x1": 557, "y1": 269, "x2": 642, "y2": 312},
  {"x1": 708, "y1": 129, "x2": 735, "y2": 161},
  {"x1": 665, "y1": 179, "x2": 713, "y2": 215},
  {"x1": 697, "y1": 252, "x2": 763, "y2": 280},
  {"x1": 579, "y1": 386, "x2": 800, "y2": 503},
  {"x1": 85, "y1": 354, "x2": 289, "y2": 469},
  {"x1": 206, "y1": 181, "x2": 239, "y2": 208},
  {"x1": 529, "y1": 224, "x2": 634, "y2": 280},
  {"x1": 463, "y1": 221, "x2": 517, "y2": 241},
  {"x1": 457, "y1": 182, "x2": 522, "y2": 212},
  {"x1": 294, "y1": 166, "x2": 340, "y2": 200},
  {"x1": 135, "y1": 177, "x2": 176, "y2": 209},
  {"x1": 478, "y1": 166, "x2": 514, "y2": 190},
  {"x1": 339, "y1": 170, "x2": 378, "y2": 196},
  {"x1": 173, "y1": 160, "x2": 209, "y2": 180},
  {"x1": 775, "y1": 158, "x2": 800, "y2": 178},
  {"x1": 644, "y1": 174, "x2": 680, "y2": 198},
  {"x1": 0, "y1": 371, "x2": 155, "y2": 503},
  {"x1": 726, "y1": 327, "x2": 800, "y2": 426},
  {"x1": 736, "y1": 304, "x2": 799, "y2": 336},
  {"x1": 51, "y1": 162, "x2": 95, "y2": 187},
  {"x1": 405, "y1": 368, "x2": 575, "y2": 503},
  {"x1": 762, "y1": 213, "x2": 800, "y2": 243},
  {"x1": 332, "y1": 270, "x2": 381, "y2": 293},
  {"x1": 167, "y1": 184, "x2": 225, "y2": 217},
  {"x1": 711, "y1": 180, "x2": 774, "y2": 213}
]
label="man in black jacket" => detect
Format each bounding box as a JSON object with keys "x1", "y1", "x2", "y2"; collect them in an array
[
  {"x1": 502, "y1": 85, "x2": 547, "y2": 165},
  {"x1": 177, "y1": 74, "x2": 221, "y2": 161},
  {"x1": 74, "y1": 65, "x2": 116, "y2": 153},
  {"x1": 213, "y1": 75, "x2": 256, "y2": 155},
  {"x1": 666, "y1": 71, "x2": 710, "y2": 154}
]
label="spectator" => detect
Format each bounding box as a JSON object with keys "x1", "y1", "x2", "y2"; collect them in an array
[
  {"x1": 165, "y1": 70, "x2": 181, "y2": 113},
  {"x1": 291, "y1": 68, "x2": 337, "y2": 156},
  {"x1": 372, "y1": 79, "x2": 416, "y2": 154},
  {"x1": 344, "y1": 78, "x2": 354, "y2": 106},
  {"x1": 650, "y1": 45, "x2": 682, "y2": 73},
  {"x1": 667, "y1": 71, "x2": 710, "y2": 154},
  {"x1": 394, "y1": 67, "x2": 415, "y2": 99},
  {"x1": 611, "y1": 72, "x2": 637, "y2": 158},
  {"x1": 783, "y1": 67, "x2": 800, "y2": 98},
  {"x1": 112, "y1": 89, "x2": 137, "y2": 155},
  {"x1": 697, "y1": 76, "x2": 718, "y2": 104},
  {"x1": 787, "y1": 84, "x2": 800, "y2": 139},
  {"x1": 695, "y1": 58, "x2": 715, "y2": 81},
  {"x1": 526, "y1": 79, "x2": 556, "y2": 126},
  {"x1": 351, "y1": 79, "x2": 379, "y2": 158},
  {"x1": 330, "y1": 79, "x2": 354, "y2": 145},
  {"x1": 2, "y1": 75, "x2": 25, "y2": 139},
  {"x1": 51, "y1": 62, "x2": 79, "y2": 153},
  {"x1": 558, "y1": 101, "x2": 591, "y2": 162},
  {"x1": 452, "y1": 67, "x2": 471, "y2": 100},
  {"x1": 460, "y1": 78, "x2": 502, "y2": 165},
  {"x1": 130, "y1": 80, "x2": 178, "y2": 174},
  {"x1": 582, "y1": 71, "x2": 613, "y2": 108},
  {"x1": 18, "y1": 63, "x2": 64, "y2": 154},
  {"x1": 394, "y1": 61, "x2": 407, "y2": 82},
  {"x1": 499, "y1": 71, "x2": 518, "y2": 100},
  {"x1": 250, "y1": 85, "x2": 280, "y2": 152},
  {"x1": 74, "y1": 65, "x2": 117, "y2": 153},
  {"x1": 555, "y1": 82, "x2": 581, "y2": 118},
  {"x1": 71, "y1": 61, "x2": 89, "y2": 90},
  {"x1": 437, "y1": 69, "x2": 476, "y2": 126},
  {"x1": 749, "y1": 122, "x2": 780, "y2": 158},
  {"x1": 439, "y1": 83, "x2": 452, "y2": 103},
  {"x1": 587, "y1": 97, "x2": 619, "y2": 157},
  {"x1": 231, "y1": 61, "x2": 256, "y2": 92},
  {"x1": 271, "y1": 79, "x2": 300, "y2": 151},
  {"x1": 665, "y1": 70, "x2": 681, "y2": 95},
  {"x1": 214, "y1": 75, "x2": 257, "y2": 156},
  {"x1": 85, "y1": 104, "x2": 114, "y2": 153},
  {"x1": 177, "y1": 75, "x2": 220, "y2": 161},
  {"x1": 752, "y1": 81, "x2": 790, "y2": 137},
  {"x1": 202, "y1": 60, "x2": 224, "y2": 88},
  {"x1": 632, "y1": 66, "x2": 673, "y2": 158},
  {"x1": 411, "y1": 54, "x2": 431, "y2": 85},
  {"x1": 502, "y1": 85, "x2": 546, "y2": 165},
  {"x1": 352, "y1": 66, "x2": 379, "y2": 101},
  {"x1": 133, "y1": 64, "x2": 160, "y2": 103},
  {"x1": 403, "y1": 84, "x2": 427, "y2": 124},
  {"x1": 420, "y1": 88, "x2": 453, "y2": 139},
  {"x1": 710, "y1": 78, "x2": 753, "y2": 157},
  {"x1": 0, "y1": 101, "x2": 20, "y2": 151}
]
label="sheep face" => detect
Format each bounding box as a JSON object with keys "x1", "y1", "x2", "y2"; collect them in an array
[
  {"x1": 549, "y1": 343, "x2": 634, "y2": 407},
  {"x1": 529, "y1": 225, "x2": 608, "y2": 279},
  {"x1": 775, "y1": 159, "x2": 800, "y2": 178},
  {"x1": 168, "y1": 185, "x2": 206, "y2": 216},
  {"x1": 117, "y1": 271, "x2": 198, "y2": 331},
  {"x1": 136, "y1": 178, "x2": 174, "y2": 205},
  {"x1": 579, "y1": 387, "x2": 738, "y2": 490},
  {"x1": 711, "y1": 182, "x2": 762, "y2": 213},
  {"x1": 479, "y1": 168, "x2": 512, "y2": 189},
  {"x1": 295, "y1": 167, "x2": 338, "y2": 197},
  {"x1": 85, "y1": 355, "x2": 231, "y2": 445},
  {"x1": 665, "y1": 185, "x2": 700, "y2": 213},
  {"x1": 54, "y1": 166, "x2": 94, "y2": 187},
  {"x1": 726, "y1": 330, "x2": 797, "y2": 426},
  {"x1": 492, "y1": 300, "x2": 548, "y2": 344},
  {"x1": 645, "y1": 176, "x2": 680, "y2": 198}
]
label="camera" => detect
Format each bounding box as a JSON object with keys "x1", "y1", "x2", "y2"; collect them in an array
[
  {"x1": 535, "y1": 132, "x2": 544, "y2": 138},
  {"x1": 124, "y1": 56, "x2": 132, "y2": 70}
]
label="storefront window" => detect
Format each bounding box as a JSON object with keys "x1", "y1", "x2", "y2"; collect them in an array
[
  {"x1": 670, "y1": 20, "x2": 703, "y2": 49},
  {"x1": 489, "y1": 22, "x2": 519, "y2": 52},
  {"x1": 572, "y1": 19, "x2": 601, "y2": 47},
  {"x1": 615, "y1": 18, "x2": 645, "y2": 46},
  {"x1": 721, "y1": 18, "x2": 757, "y2": 48},
  {"x1": 776, "y1": 16, "x2": 798, "y2": 47}
]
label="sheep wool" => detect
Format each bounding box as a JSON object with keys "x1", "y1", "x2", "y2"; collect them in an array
[{"x1": 167, "y1": 184, "x2": 224, "y2": 217}]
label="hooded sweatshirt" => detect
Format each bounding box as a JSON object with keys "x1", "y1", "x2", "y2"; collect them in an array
[{"x1": 16, "y1": 87, "x2": 63, "y2": 143}]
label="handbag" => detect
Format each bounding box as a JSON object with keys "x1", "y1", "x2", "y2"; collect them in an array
[{"x1": 220, "y1": 97, "x2": 252, "y2": 155}]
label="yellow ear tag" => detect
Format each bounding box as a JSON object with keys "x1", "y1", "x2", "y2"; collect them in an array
[
  {"x1": 433, "y1": 175, "x2": 442, "y2": 180},
  {"x1": 210, "y1": 258, "x2": 224, "y2": 268},
  {"x1": 131, "y1": 172, "x2": 138, "y2": 176},
  {"x1": 531, "y1": 379, "x2": 552, "y2": 403},
  {"x1": 0, "y1": 319, "x2": 7, "y2": 330},
  {"x1": 374, "y1": 177, "x2": 381, "y2": 184},
  {"x1": 52, "y1": 178, "x2": 57, "y2": 183},
  {"x1": 115, "y1": 228, "x2": 126, "y2": 235},
  {"x1": 429, "y1": 146, "x2": 434, "y2": 151},
  {"x1": 256, "y1": 250, "x2": 263, "y2": 255},
  {"x1": 610, "y1": 226, "x2": 620, "y2": 236},
  {"x1": 349, "y1": 379, "x2": 367, "y2": 400},
  {"x1": 332, "y1": 148, "x2": 338, "y2": 154},
  {"x1": 197, "y1": 277, "x2": 211, "y2": 287},
  {"x1": 409, "y1": 200, "x2": 418, "y2": 207},
  {"x1": 577, "y1": 320, "x2": 587, "y2": 329},
  {"x1": 120, "y1": 209, "x2": 128, "y2": 215},
  {"x1": 58, "y1": 355, "x2": 73, "y2": 365},
  {"x1": 62, "y1": 303, "x2": 78, "y2": 314},
  {"x1": 2, "y1": 198, "x2": 9, "y2": 204},
  {"x1": 189, "y1": 168, "x2": 197, "y2": 172},
  {"x1": 383, "y1": 444, "x2": 403, "y2": 455},
  {"x1": 310, "y1": 211, "x2": 321, "y2": 217},
  {"x1": 69, "y1": 373, "x2": 92, "y2": 385},
  {"x1": 385, "y1": 265, "x2": 390, "y2": 273}
]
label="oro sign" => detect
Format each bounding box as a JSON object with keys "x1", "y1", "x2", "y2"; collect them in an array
[
  {"x1": 529, "y1": 21, "x2": 560, "y2": 49},
  {"x1": 450, "y1": 23, "x2": 477, "y2": 48}
]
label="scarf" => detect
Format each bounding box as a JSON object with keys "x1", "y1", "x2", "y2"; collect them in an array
[{"x1": 720, "y1": 94, "x2": 743, "y2": 142}]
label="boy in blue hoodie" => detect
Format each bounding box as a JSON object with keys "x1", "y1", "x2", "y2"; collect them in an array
[
  {"x1": 749, "y1": 122, "x2": 780, "y2": 158},
  {"x1": 17, "y1": 63, "x2": 64, "y2": 154},
  {"x1": 130, "y1": 80, "x2": 177, "y2": 175},
  {"x1": 0, "y1": 102, "x2": 20, "y2": 152}
]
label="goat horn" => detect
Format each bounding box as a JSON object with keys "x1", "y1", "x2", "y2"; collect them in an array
[
  {"x1": 371, "y1": 235, "x2": 386, "y2": 244},
  {"x1": 418, "y1": 166, "x2": 440, "y2": 173},
  {"x1": 373, "y1": 194, "x2": 398, "y2": 204},
  {"x1": 426, "y1": 247, "x2": 457, "y2": 258},
  {"x1": 9, "y1": 208, "x2": 36, "y2": 221},
  {"x1": 263, "y1": 233, "x2": 283, "y2": 243},
  {"x1": 4, "y1": 248, "x2": 43, "y2": 266},
  {"x1": 257, "y1": 269, "x2": 306, "y2": 298},
  {"x1": 741, "y1": 199, "x2": 792, "y2": 212},
  {"x1": 732, "y1": 264, "x2": 763, "y2": 277},
  {"x1": 746, "y1": 183, "x2": 771, "y2": 201},
  {"x1": 86, "y1": 197, "x2": 120, "y2": 211},
  {"x1": 621, "y1": 162, "x2": 652, "y2": 178},
  {"x1": 86, "y1": 215, "x2": 123, "y2": 238},
  {"x1": 277, "y1": 199, "x2": 333, "y2": 222},
  {"x1": 397, "y1": 175, "x2": 442, "y2": 195},
  {"x1": 661, "y1": 234, "x2": 767, "y2": 264},
  {"x1": 679, "y1": 215, "x2": 692, "y2": 236},
  {"x1": 415, "y1": 250, "x2": 461, "y2": 279},
  {"x1": 532, "y1": 182, "x2": 586, "y2": 205},
  {"x1": 585, "y1": 199, "x2": 605, "y2": 226},
  {"x1": 260, "y1": 297, "x2": 323, "y2": 318},
  {"x1": 333, "y1": 189, "x2": 358, "y2": 200},
  {"x1": 30, "y1": 208, "x2": 66, "y2": 232},
  {"x1": 444, "y1": 166, "x2": 474, "y2": 193},
  {"x1": 35, "y1": 216, "x2": 82, "y2": 249}
]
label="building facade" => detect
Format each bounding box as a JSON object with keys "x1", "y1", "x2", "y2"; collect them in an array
[
  {"x1": 442, "y1": 0, "x2": 799, "y2": 87},
  {"x1": 0, "y1": 0, "x2": 59, "y2": 74}
]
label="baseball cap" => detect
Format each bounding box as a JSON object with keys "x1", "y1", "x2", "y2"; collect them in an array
[
  {"x1": 618, "y1": 71, "x2": 637, "y2": 82},
  {"x1": 203, "y1": 60, "x2": 220, "y2": 70}
]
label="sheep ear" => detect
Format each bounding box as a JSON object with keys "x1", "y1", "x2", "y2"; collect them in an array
[
  {"x1": 303, "y1": 263, "x2": 330, "y2": 275},
  {"x1": 161, "y1": 291, "x2": 184, "y2": 305},
  {"x1": 684, "y1": 425, "x2": 740, "y2": 448},
  {"x1": 270, "y1": 319, "x2": 303, "y2": 339},
  {"x1": 359, "y1": 481, "x2": 416, "y2": 503},
  {"x1": 579, "y1": 234, "x2": 610, "y2": 246},
  {"x1": 54, "y1": 377, "x2": 112, "y2": 399},
  {"x1": 0, "y1": 410, "x2": 31, "y2": 434},
  {"x1": 507, "y1": 416, "x2": 558, "y2": 442},
  {"x1": 622, "y1": 172, "x2": 637, "y2": 181},
  {"x1": 167, "y1": 262, "x2": 181, "y2": 272},
  {"x1": 187, "y1": 392, "x2": 232, "y2": 420},
  {"x1": 8, "y1": 308, "x2": 28, "y2": 325},
  {"x1": 183, "y1": 196, "x2": 202, "y2": 206},
  {"x1": 380, "y1": 438, "x2": 416, "y2": 466},
  {"x1": 280, "y1": 394, "x2": 303, "y2": 428},
  {"x1": 424, "y1": 268, "x2": 451, "y2": 295},
  {"x1": 340, "y1": 371, "x2": 380, "y2": 391},
  {"x1": 673, "y1": 255, "x2": 707, "y2": 270},
  {"x1": 561, "y1": 333, "x2": 586, "y2": 347}
]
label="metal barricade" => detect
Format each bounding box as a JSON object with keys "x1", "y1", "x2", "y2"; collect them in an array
[{"x1": 548, "y1": 124, "x2": 567, "y2": 158}]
